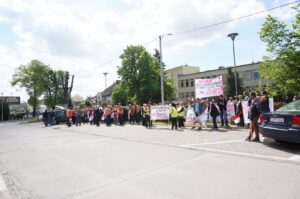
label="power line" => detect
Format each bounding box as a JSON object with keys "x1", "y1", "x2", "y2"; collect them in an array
[
  {"x1": 173, "y1": 0, "x2": 300, "y2": 35},
  {"x1": 97, "y1": 0, "x2": 299, "y2": 67}
]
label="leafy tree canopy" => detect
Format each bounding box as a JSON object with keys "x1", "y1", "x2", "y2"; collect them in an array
[
  {"x1": 259, "y1": 5, "x2": 300, "y2": 96},
  {"x1": 117, "y1": 45, "x2": 175, "y2": 104}
]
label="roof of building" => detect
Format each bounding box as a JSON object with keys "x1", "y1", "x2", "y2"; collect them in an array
[{"x1": 178, "y1": 62, "x2": 260, "y2": 77}]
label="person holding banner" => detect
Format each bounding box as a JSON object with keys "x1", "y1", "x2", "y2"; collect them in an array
[{"x1": 170, "y1": 103, "x2": 178, "y2": 130}]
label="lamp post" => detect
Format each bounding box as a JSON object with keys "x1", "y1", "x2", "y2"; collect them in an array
[
  {"x1": 103, "y1": 72, "x2": 108, "y2": 89},
  {"x1": 227, "y1": 32, "x2": 239, "y2": 97},
  {"x1": 159, "y1": 33, "x2": 172, "y2": 104}
]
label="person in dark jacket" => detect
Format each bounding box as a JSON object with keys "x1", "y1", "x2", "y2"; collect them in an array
[
  {"x1": 217, "y1": 95, "x2": 229, "y2": 128},
  {"x1": 209, "y1": 99, "x2": 220, "y2": 130},
  {"x1": 43, "y1": 110, "x2": 48, "y2": 126}
]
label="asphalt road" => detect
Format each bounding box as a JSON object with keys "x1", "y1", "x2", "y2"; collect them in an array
[{"x1": 0, "y1": 121, "x2": 300, "y2": 199}]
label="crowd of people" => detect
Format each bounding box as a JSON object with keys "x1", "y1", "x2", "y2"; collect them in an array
[{"x1": 43, "y1": 90, "x2": 298, "y2": 142}]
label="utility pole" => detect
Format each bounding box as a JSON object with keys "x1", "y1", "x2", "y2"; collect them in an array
[{"x1": 159, "y1": 33, "x2": 172, "y2": 104}]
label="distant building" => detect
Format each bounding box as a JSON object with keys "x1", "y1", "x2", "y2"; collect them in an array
[
  {"x1": 100, "y1": 80, "x2": 121, "y2": 104},
  {"x1": 165, "y1": 65, "x2": 200, "y2": 98},
  {"x1": 175, "y1": 62, "x2": 269, "y2": 100}
]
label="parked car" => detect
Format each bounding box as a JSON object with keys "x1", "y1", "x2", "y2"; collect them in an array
[
  {"x1": 259, "y1": 100, "x2": 300, "y2": 143},
  {"x1": 53, "y1": 109, "x2": 67, "y2": 124}
]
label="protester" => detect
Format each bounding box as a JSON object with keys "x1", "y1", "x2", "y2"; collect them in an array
[
  {"x1": 209, "y1": 99, "x2": 220, "y2": 130},
  {"x1": 43, "y1": 110, "x2": 48, "y2": 127},
  {"x1": 75, "y1": 108, "x2": 82, "y2": 126},
  {"x1": 128, "y1": 104, "x2": 135, "y2": 124},
  {"x1": 218, "y1": 95, "x2": 230, "y2": 128},
  {"x1": 246, "y1": 91, "x2": 261, "y2": 142},
  {"x1": 284, "y1": 95, "x2": 290, "y2": 104},
  {"x1": 142, "y1": 104, "x2": 151, "y2": 128},
  {"x1": 260, "y1": 91, "x2": 270, "y2": 114},
  {"x1": 177, "y1": 102, "x2": 185, "y2": 128},
  {"x1": 170, "y1": 103, "x2": 178, "y2": 130},
  {"x1": 104, "y1": 105, "x2": 112, "y2": 126},
  {"x1": 117, "y1": 104, "x2": 125, "y2": 126},
  {"x1": 66, "y1": 107, "x2": 72, "y2": 127},
  {"x1": 191, "y1": 98, "x2": 202, "y2": 130},
  {"x1": 236, "y1": 95, "x2": 244, "y2": 127}
]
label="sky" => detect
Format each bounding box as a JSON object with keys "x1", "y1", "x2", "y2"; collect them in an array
[{"x1": 0, "y1": 0, "x2": 298, "y2": 102}]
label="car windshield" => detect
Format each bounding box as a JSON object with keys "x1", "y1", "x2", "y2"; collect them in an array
[{"x1": 277, "y1": 100, "x2": 300, "y2": 112}]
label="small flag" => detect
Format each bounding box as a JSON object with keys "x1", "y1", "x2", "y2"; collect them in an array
[{"x1": 232, "y1": 114, "x2": 240, "y2": 124}]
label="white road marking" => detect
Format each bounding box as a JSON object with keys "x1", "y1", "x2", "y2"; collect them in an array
[
  {"x1": 288, "y1": 152, "x2": 300, "y2": 161},
  {"x1": 0, "y1": 174, "x2": 8, "y2": 192},
  {"x1": 180, "y1": 140, "x2": 245, "y2": 147},
  {"x1": 184, "y1": 146, "x2": 300, "y2": 163}
]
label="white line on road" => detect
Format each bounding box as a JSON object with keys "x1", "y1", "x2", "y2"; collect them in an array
[
  {"x1": 180, "y1": 140, "x2": 245, "y2": 147},
  {"x1": 185, "y1": 146, "x2": 300, "y2": 163}
]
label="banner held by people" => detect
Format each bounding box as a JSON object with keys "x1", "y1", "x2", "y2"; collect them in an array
[
  {"x1": 195, "y1": 76, "x2": 224, "y2": 98},
  {"x1": 150, "y1": 105, "x2": 170, "y2": 121}
]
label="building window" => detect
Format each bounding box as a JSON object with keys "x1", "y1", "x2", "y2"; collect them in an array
[
  {"x1": 253, "y1": 70, "x2": 259, "y2": 80},
  {"x1": 190, "y1": 79, "x2": 194, "y2": 87},
  {"x1": 191, "y1": 92, "x2": 195, "y2": 98},
  {"x1": 238, "y1": 72, "x2": 243, "y2": 79},
  {"x1": 185, "y1": 92, "x2": 189, "y2": 98},
  {"x1": 245, "y1": 71, "x2": 251, "y2": 81},
  {"x1": 185, "y1": 79, "x2": 189, "y2": 87},
  {"x1": 181, "y1": 80, "x2": 184, "y2": 87},
  {"x1": 180, "y1": 93, "x2": 184, "y2": 99}
]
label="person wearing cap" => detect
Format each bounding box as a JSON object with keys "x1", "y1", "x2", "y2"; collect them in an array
[
  {"x1": 170, "y1": 103, "x2": 178, "y2": 130},
  {"x1": 177, "y1": 102, "x2": 185, "y2": 128}
]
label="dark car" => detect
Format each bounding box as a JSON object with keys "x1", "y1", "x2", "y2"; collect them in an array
[
  {"x1": 259, "y1": 100, "x2": 300, "y2": 143},
  {"x1": 53, "y1": 109, "x2": 67, "y2": 124}
]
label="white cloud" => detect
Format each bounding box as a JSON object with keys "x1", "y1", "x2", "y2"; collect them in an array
[{"x1": 0, "y1": 0, "x2": 297, "y2": 101}]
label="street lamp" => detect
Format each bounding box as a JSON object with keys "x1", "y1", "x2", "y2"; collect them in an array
[
  {"x1": 159, "y1": 33, "x2": 172, "y2": 104},
  {"x1": 103, "y1": 72, "x2": 108, "y2": 89},
  {"x1": 227, "y1": 32, "x2": 239, "y2": 97}
]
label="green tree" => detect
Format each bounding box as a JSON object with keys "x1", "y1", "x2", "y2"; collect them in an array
[
  {"x1": 112, "y1": 84, "x2": 128, "y2": 105},
  {"x1": 118, "y1": 45, "x2": 175, "y2": 104},
  {"x1": 259, "y1": 5, "x2": 300, "y2": 96},
  {"x1": 11, "y1": 60, "x2": 49, "y2": 116},
  {"x1": 224, "y1": 67, "x2": 243, "y2": 98}
]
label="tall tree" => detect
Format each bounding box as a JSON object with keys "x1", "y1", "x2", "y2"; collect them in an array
[
  {"x1": 11, "y1": 60, "x2": 49, "y2": 116},
  {"x1": 112, "y1": 84, "x2": 128, "y2": 105},
  {"x1": 224, "y1": 67, "x2": 243, "y2": 98},
  {"x1": 259, "y1": 5, "x2": 300, "y2": 96},
  {"x1": 117, "y1": 45, "x2": 175, "y2": 104}
]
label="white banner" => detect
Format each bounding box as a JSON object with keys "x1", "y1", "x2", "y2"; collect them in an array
[
  {"x1": 185, "y1": 106, "x2": 197, "y2": 123},
  {"x1": 195, "y1": 76, "x2": 224, "y2": 98},
  {"x1": 226, "y1": 102, "x2": 236, "y2": 118},
  {"x1": 150, "y1": 105, "x2": 170, "y2": 121},
  {"x1": 242, "y1": 101, "x2": 251, "y2": 124}
]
